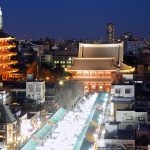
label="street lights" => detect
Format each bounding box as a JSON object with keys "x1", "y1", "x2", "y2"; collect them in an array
[{"x1": 59, "y1": 80, "x2": 64, "y2": 86}]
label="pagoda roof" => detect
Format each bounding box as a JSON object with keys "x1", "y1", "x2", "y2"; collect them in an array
[
  {"x1": 68, "y1": 57, "x2": 134, "y2": 72},
  {"x1": 0, "y1": 60, "x2": 18, "y2": 65},
  {"x1": 0, "y1": 68, "x2": 18, "y2": 72},
  {"x1": 0, "y1": 30, "x2": 13, "y2": 39},
  {"x1": 0, "y1": 52, "x2": 17, "y2": 56}
]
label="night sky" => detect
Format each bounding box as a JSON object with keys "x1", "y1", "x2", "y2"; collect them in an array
[{"x1": 1, "y1": 0, "x2": 150, "y2": 40}]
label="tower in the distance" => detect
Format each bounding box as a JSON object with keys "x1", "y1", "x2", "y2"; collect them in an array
[
  {"x1": 106, "y1": 23, "x2": 115, "y2": 43},
  {"x1": 0, "y1": 7, "x2": 3, "y2": 30},
  {"x1": 0, "y1": 7, "x2": 18, "y2": 80}
]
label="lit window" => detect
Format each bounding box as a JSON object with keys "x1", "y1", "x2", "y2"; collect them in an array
[
  {"x1": 138, "y1": 117, "x2": 145, "y2": 121},
  {"x1": 126, "y1": 116, "x2": 133, "y2": 120}
]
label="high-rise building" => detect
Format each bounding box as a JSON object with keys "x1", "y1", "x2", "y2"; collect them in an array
[
  {"x1": 0, "y1": 7, "x2": 18, "y2": 80},
  {"x1": 106, "y1": 23, "x2": 115, "y2": 43}
]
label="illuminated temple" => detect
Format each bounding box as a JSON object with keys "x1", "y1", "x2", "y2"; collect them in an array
[
  {"x1": 0, "y1": 7, "x2": 18, "y2": 80},
  {"x1": 68, "y1": 42, "x2": 134, "y2": 93}
]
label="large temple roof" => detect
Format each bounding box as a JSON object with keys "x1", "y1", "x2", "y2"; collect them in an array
[
  {"x1": 69, "y1": 58, "x2": 117, "y2": 70},
  {"x1": 68, "y1": 42, "x2": 134, "y2": 73},
  {"x1": 68, "y1": 57, "x2": 134, "y2": 72},
  {"x1": 78, "y1": 43, "x2": 124, "y2": 62}
]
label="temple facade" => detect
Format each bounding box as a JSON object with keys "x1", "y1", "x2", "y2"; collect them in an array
[
  {"x1": 0, "y1": 7, "x2": 18, "y2": 80},
  {"x1": 67, "y1": 42, "x2": 134, "y2": 93}
]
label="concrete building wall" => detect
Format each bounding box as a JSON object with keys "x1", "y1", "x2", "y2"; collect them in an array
[
  {"x1": 114, "y1": 103, "x2": 130, "y2": 111},
  {"x1": 116, "y1": 110, "x2": 135, "y2": 123},
  {"x1": 116, "y1": 110, "x2": 147, "y2": 126},
  {"x1": 101, "y1": 139, "x2": 135, "y2": 149},
  {"x1": 111, "y1": 85, "x2": 134, "y2": 98},
  {"x1": 26, "y1": 81, "x2": 45, "y2": 104}
]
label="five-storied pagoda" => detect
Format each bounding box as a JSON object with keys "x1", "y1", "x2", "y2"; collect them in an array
[{"x1": 0, "y1": 7, "x2": 18, "y2": 80}]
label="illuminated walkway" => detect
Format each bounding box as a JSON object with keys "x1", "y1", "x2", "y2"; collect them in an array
[
  {"x1": 79, "y1": 92, "x2": 109, "y2": 150},
  {"x1": 21, "y1": 108, "x2": 67, "y2": 150},
  {"x1": 21, "y1": 92, "x2": 109, "y2": 150},
  {"x1": 36, "y1": 93, "x2": 98, "y2": 150}
]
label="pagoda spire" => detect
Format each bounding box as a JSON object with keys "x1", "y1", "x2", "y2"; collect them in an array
[{"x1": 0, "y1": 7, "x2": 3, "y2": 30}]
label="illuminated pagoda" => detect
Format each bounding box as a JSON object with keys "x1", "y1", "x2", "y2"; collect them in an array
[
  {"x1": 0, "y1": 7, "x2": 18, "y2": 80},
  {"x1": 67, "y1": 42, "x2": 134, "y2": 93}
]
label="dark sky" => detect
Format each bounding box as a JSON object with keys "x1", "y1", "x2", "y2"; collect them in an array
[{"x1": 1, "y1": 0, "x2": 150, "y2": 40}]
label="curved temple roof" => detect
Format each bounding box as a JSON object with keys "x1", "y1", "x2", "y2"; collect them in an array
[{"x1": 68, "y1": 42, "x2": 134, "y2": 74}]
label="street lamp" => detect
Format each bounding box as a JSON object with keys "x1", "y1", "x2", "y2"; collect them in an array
[
  {"x1": 59, "y1": 80, "x2": 64, "y2": 85},
  {"x1": 46, "y1": 77, "x2": 50, "y2": 81}
]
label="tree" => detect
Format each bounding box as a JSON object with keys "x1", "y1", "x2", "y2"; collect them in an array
[
  {"x1": 52, "y1": 63, "x2": 65, "y2": 80},
  {"x1": 55, "y1": 80, "x2": 83, "y2": 110}
]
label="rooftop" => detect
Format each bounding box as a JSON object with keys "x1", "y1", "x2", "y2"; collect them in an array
[
  {"x1": 112, "y1": 97, "x2": 134, "y2": 102},
  {"x1": 105, "y1": 129, "x2": 135, "y2": 140},
  {"x1": 21, "y1": 107, "x2": 67, "y2": 150},
  {"x1": 78, "y1": 43, "x2": 124, "y2": 62},
  {"x1": 0, "y1": 105, "x2": 16, "y2": 123}
]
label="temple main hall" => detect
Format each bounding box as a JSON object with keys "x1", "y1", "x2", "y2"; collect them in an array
[{"x1": 68, "y1": 42, "x2": 134, "y2": 93}]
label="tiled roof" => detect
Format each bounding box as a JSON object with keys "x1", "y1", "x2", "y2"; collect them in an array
[
  {"x1": 0, "y1": 105, "x2": 16, "y2": 123},
  {"x1": 78, "y1": 43, "x2": 124, "y2": 62},
  {"x1": 69, "y1": 57, "x2": 133, "y2": 71},
  {"x1": 69, "y1": 58, "x2": 118, "y2": 70}
]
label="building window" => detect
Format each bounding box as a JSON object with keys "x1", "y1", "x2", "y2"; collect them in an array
[
  {"x1": 126, "y1": 116, "x2": 133, "y2": 120},
  {"x1": 35, "y1": 86, "x2": 41, "y2": 92},
  {"x1": 138, "y1": 117, "x2": 145, "y2": 121},
  {"x1": 125, "y1": 88, "x2": 131, "y2": 94},
  {"x1": 0, "y1": 125, "x2": 4, "y2": 129},
  {"x1": 67, "y1": 61, "x2": 71, "y2": 64},
  {"x1": 27, "y1": 85, "x2": 33, "y2": 92},
  {"x1": 115, "y1": 89, "x2": 120, "y2": 94},
  {"x1": 138, "y1": 117, "x2": 145, "y2": 124}
]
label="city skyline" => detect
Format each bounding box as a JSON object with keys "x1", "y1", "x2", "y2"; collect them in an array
[{"x1": 1, "y1": 0, "x2": 150, "y2": 40}]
